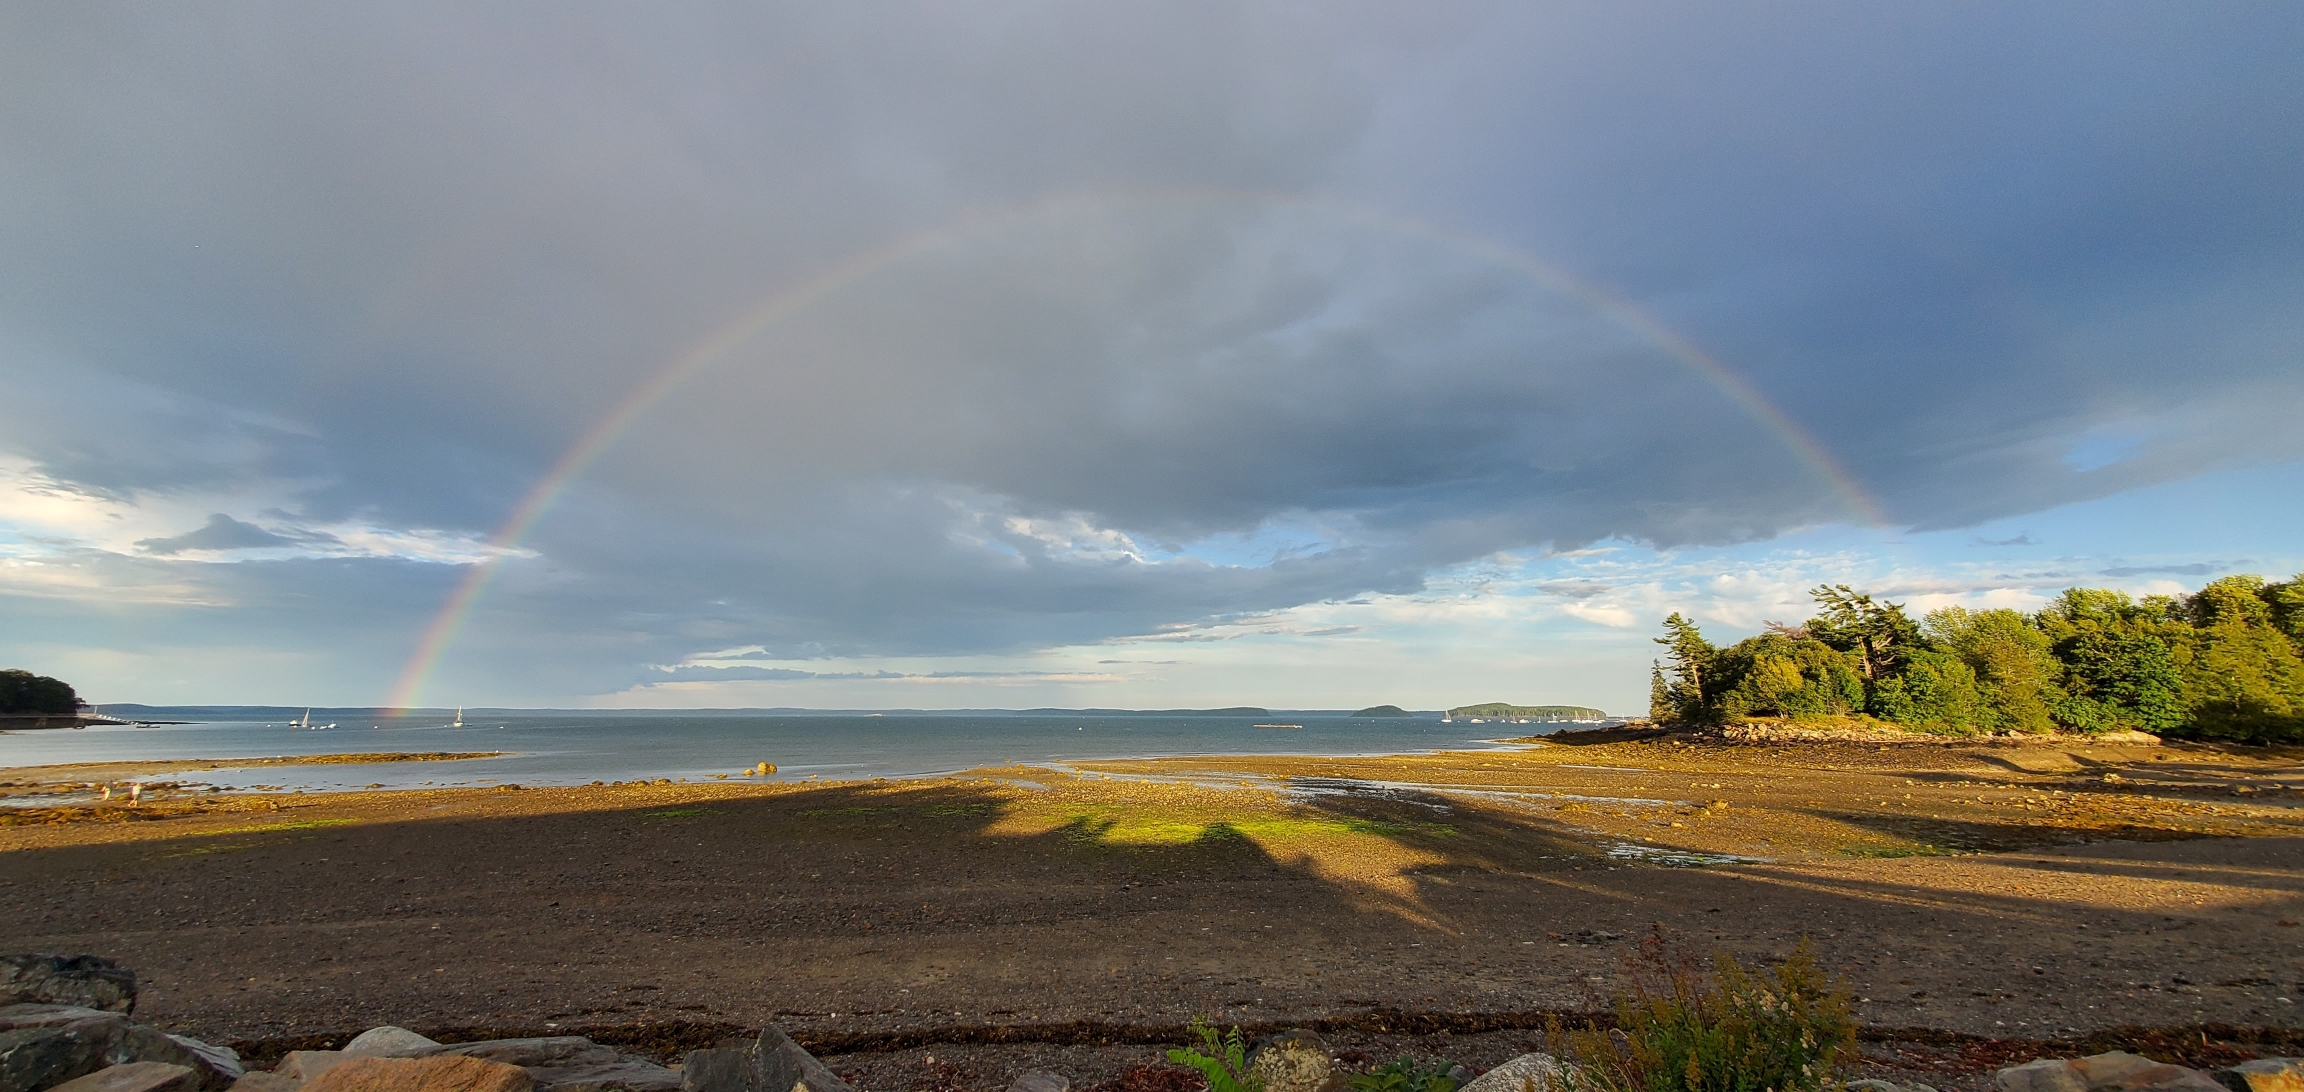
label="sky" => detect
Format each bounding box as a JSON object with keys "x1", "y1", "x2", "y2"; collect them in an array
[{"x1": 2, "y1": 3, "x2": 2300, "y2": 713}]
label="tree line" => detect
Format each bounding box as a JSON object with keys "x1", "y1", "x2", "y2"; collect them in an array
[{"x1": 1649, "y1": 574, "x2": 2304, "y2": 742}]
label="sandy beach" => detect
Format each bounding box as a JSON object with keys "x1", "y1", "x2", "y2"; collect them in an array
[{"x1": 3, "y1": 733, "x2": 2300, "y2": 1090}]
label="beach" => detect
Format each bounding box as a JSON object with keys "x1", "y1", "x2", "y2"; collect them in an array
[{"x1": 3, "y1": 733, "x2": 2300, "y2": 1089}]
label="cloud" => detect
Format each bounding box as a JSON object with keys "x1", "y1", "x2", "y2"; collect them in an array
[
  {"x1": 1972, "y1": 534, "x2": 2035, "y2": 548},
  {"x1": 136, "y1": 513, "x2": 303, "y2": 554},
  {"x1": 3, "y1": 4, "x2": 2301, "y2": 703},
  {"x1": 2098, "y1": 562, "x2": 2234, "y2": 578}
]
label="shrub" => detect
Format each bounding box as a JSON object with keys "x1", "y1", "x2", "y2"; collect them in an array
[
  {"x1": 1351, "y1": 1058, "x2": 1461, "y2": 1092},
  {"x1": 1551, "y1": 935, "x2": 1853, "y2": 1092},
  {"x1": 1167, "y1": 1018, "x2": 1261, "y2": 1092}
]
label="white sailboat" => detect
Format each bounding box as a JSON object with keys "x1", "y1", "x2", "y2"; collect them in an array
[
  {"x1": 295, "y1": 708, "x2": 311, "y2": 729},
  {"x1": 451, "y1": 706, "x2": 464, "y2": 728}
]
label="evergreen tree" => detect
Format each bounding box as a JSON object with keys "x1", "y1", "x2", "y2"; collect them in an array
[
  {"x1": 2177, "y1": 576, "x2": 2304, "y2": 741},
  {"x1": 1653, "y1": 613, "x2": 1716, "y2": 723},
  {"x1": 1805, "y1": 585, "x2": 1922, "y2": 683}
]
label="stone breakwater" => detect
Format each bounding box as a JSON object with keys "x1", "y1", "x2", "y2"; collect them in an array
[{"x1": 5, "y1": 955, "x2": 2301, "y2": 1092}]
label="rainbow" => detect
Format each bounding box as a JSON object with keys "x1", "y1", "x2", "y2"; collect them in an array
[{"x1": 382, "y1": 190, "x2": 1889, "y2": 712}]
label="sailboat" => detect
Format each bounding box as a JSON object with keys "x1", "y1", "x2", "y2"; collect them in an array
[
  {"x1": 295, "y1": 709, "x2": 311, "y2": 729},
  {"x1": 451, "y1": 706, "x2": 464, "y2": 728}
]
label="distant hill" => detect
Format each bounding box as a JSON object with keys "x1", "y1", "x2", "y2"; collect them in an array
[
  {"x1": 1350, "y1": 705, "x2": 1412, "y2": 718},
  {"x1": 1447, "y1": 702, "x2": 1608, "y2": 720}
]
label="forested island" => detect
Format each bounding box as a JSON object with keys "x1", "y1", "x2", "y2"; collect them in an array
[
  {"x1": 1651, "y1": 574, "x2": 2304, "y2": 742},
  {"x1": 0, "y1": 663, "x2": 80, "y2": 718}
]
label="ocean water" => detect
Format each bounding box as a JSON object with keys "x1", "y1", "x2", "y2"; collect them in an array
[{"x1": 0, "y1": 711, "x2": 1580, "y2": 796}]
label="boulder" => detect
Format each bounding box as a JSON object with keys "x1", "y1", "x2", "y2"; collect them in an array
[
  {"x1": 2, "y1": 1025, "x2": 113, "y2": 1092},
  {"x1": 108, "y1": 1028, "x2": 240, "y2": 1091},
  {"x1": 48, "y1": 1064, "x2": 199, "y2": 1092},
  {"x1": 1462, "y1": 1055, "x2": 1567, "y2": 1092},
  {"x1": 2070, "y1": 1053, "x2": 2226, "y2": 1092},
  {"x1": 2001, "y1": 1061, "x2": 2089, "y2": 1092},
  {"x1": 435, "y1": 1044, "x2": 618, "y2": 1071},
  {"x1": 676, "y1": 1051, "x2": 744, "y2": 1092},
  {"x1": 1010, "y1": 1073, "x2": 1069, "y2": 1092},
  {"x1": 0, "y1": 1010, "x2": 124, "y2": 1034},
  {"x1": 0, "y1": 959, "x2": 137, "y2": 1016},
  {"x1": 226, "y1": 1075, "x2": 299, "y2": 1092},
  {"x1": 0, "y1": 1004, "x2": 238, "y2": 1092},
  {"x1": 678, "y1": 1029, "x2": 847, "y2": 1092},
  {"x1": 275, "y1": 1055, "x2": 354, "y2": 1085},
  {"x1": 2218, "y1": 1061, "x2": 2304, "y2": 1092},
  {"x1": 1246, "y1": 1031, "x2": 1331, "y2": 1092},
  {"x1": 343, "y1": 1031, "x2": 441, "y2": 1060},
  {"x1": 2001, "y1": 1055, "x2": 2226, "y2": 1092},
  {"x1": 303, "y1": 1057, "x2": 533, "y2": 1092},
  {"x1": 517, "y1": 1062, "x2": 678, "y2": 1092}
]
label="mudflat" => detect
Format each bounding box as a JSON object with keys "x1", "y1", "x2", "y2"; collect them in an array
[{"x1": 1, "y1": 734, "x2": 2299, "y2": 1088}]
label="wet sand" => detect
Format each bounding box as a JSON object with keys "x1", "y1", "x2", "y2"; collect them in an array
[{"x1": 1, "y1": 734, "x2": 2299, "y2": 1089}]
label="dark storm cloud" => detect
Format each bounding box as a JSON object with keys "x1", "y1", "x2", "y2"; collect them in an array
[{"x1": 2, "y1": 2, "x2": 2300, "y2": 700}]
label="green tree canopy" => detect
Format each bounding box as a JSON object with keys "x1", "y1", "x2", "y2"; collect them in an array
[
  {"x1": 0, "y1": 670, "x2": 81, "y2": 715},
  {"x1": 1805, "y1": 585, "x2": 1921, "y2": 681},
  {"x1": 1648, "y1": 573, "x2": 2304, "y2": 742}
]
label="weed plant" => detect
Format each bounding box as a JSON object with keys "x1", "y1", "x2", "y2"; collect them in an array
[
  {"x1": 1551, "y1": 933, "x2": 1853, "y2": 1092},
  {"x1": 1168, "y1": 1018, "x2": 1262, "y2": 1092},
  {"x1": 1350, "y1": 1057, "x2": 1462, "y2": 1092}
]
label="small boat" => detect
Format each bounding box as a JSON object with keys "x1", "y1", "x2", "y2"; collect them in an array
[
  {"x1": 294, "y1": 708, "x2": 312, "y2": 729},
  {"x1": 451, "y1": 706, "x2": 464, "y2": 728},
  {"x1": 1253, "y1": 723, "x2": 1304, "y2": 730}
]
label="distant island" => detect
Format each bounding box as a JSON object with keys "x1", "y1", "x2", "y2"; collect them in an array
[
  {"x1": 1446, "y1": 702, "x2": 1608, "y2": 721},
  {"x1": 1018, "y1": 706, "x2": 1271, "y2": 717},
  {"x1": 1349, "y1": 705, "x2": 1413, "y2": 717}
]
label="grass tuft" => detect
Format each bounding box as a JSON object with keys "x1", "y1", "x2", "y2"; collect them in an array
[{"x1": 1550, "y1": 931, "x2": 1854, "y2": 1092}]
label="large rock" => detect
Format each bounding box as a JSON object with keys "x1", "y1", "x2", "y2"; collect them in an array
[
  {"x1": 0, "y1": 1006, "x2": 237, "y2": 1092},
  {"x1": 435, "y1": 1044, "x2": 618, "y2": 1071},
  {"x1": 2218, "y1": 1061, "x2": 2304, "y2": 1092},
  {"x1": 1463, "y1": 1055, "x2": 1567, "y2": 1092},
  {"x1": 518, "y1": 1061, "x2": 678, "y2": 1092},
  {"x1": 0, "y1": 1024, "x2": 116, "y2": 1092},
  {"x1": 225, "y1": 1075, "x2": 299, "y2": 1092},
  {"x1": 2001, "y1": 1055, "x2": 2226, "y2": 1092},
  {"x1": 1246, "y1": 1031, "x2": 1331, "y2": 1092},
  {"x1": 1010, "y1": 1073, "x2": 1069, "y2": 1092},
  {"x1": 2071, "y1": 1054, "x2": 2226, "y2": 1092},
  {"x1": 2003, "y1": 1061, "x2": 2088, "y2": 1092},
  {"x1": 276, "y1": 1054, "x2": 354, "y2": 1085},
  {"x1": 343, "y1": 1031, "x2": 441, "y2": 1061},
  {"x1": 0, "y1": 1010, "x2": 123, "y2": 1034},
  {"x1": 0, "y1": 959, "x2": 137, "y2": 1016},
  {"x1": 110, "y1": 1028, "x2": 240, "y2": 1092},
  {"x1": 48, "y1": 1064, "x2": 199, "y2": 1092},
  {"x1": 432, "y1": 1040, "x2": 671, "y2": 1092},
  {"x1": 303, "y1": 1057, "x2": 533, "y2": 1092},
  {"x1": 678, "y1": 1029, "x2": 848, "y2": 1092}
]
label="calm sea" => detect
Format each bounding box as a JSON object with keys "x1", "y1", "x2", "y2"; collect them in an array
[{"x1": 0, "y1": 711, "x2": 1587, "y2": 795}]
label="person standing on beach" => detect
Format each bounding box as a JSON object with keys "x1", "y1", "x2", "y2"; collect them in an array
[{"x1": 127, "y1": 783, "x2": 139, "y2": 807}]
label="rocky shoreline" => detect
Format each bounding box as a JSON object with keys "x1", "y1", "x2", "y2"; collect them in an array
[{"x1": 7, "y1": 957, "x2": 2303, "y2": 1092}]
